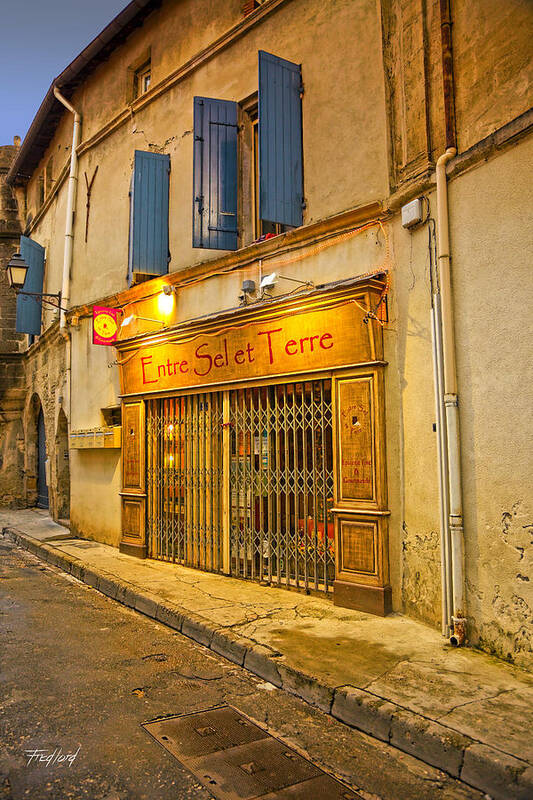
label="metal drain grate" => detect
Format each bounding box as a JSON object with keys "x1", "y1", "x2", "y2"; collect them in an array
[{"x1": 143, "y1": 705, "x2": 362, "y2": 800}]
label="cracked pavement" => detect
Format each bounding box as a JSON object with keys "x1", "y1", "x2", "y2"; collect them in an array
[
  {"x1": 0, "y1": 538, "x2": 485, "y2": 800},
  {"x1": 1, "y1": 507, "x2": 532, "y2": 779}
]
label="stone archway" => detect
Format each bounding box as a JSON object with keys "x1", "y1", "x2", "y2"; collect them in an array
[
  {"x1": 55, "y1": 408, "x2": 70, "y2": 521},
  {"x1": 23, "y1": 393, "x2": 45, "y2": 508}
]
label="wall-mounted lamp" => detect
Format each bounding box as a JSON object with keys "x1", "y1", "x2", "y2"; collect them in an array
[
  {"x1": 158, "y1": 284, "x2": 176, "y2": 315},
  {"x1": 259, "y1": 271, "x2": 314, "y2": 295},
  {"x1": 6, "y1": 252, "x2": 66, "y2": 310},
  {"x1": 120, "y1": 314, "x2": 165, "y2": 328}
]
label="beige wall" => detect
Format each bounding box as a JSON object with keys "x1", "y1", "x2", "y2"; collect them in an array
[
  {"x1": 448, "y1": 136, "x2": 533, "y2": 669},
  {"x1": 26, "y1": 0, "x2": 388, "y2": 307},
  {"x1": 453, "y1": 0, "x2": 533, "y2": 151}
]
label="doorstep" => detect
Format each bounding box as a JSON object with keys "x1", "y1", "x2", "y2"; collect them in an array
[{"x1": 1, "y1": 508, "x2": 532, "y2": 800}]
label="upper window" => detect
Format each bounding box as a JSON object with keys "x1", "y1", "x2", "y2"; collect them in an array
[
  {"x1": 135, "y1": 62, "x2": 151, "y2": 98},
  {"x1": 192, "y1": 51, "x2": 303, "y2": 252}
]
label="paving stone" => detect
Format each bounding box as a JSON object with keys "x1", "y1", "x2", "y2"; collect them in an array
[{"x1": 331, "y1": 685, "x2": 396, "y2": 742}]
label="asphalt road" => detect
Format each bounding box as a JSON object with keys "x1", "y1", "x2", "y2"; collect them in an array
[{"x1": 0, "y1": 537, "x2": 483, "y2": 800}]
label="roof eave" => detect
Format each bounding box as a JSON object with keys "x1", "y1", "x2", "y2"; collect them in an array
[{"x1": 6, "y1": 0, "x2": 160, "y2": 186}]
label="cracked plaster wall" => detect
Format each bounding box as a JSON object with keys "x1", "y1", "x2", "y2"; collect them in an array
[{"x1": 447, "y1": 136, "x2": 533, "y2": 670}]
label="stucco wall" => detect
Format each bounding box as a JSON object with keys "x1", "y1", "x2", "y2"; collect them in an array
[
  {"x1": 27, "y1": 0, "x2": 389, "y2": 308},
  {"x1": 385, "y1": 210, "x2": 443, "y2": 626},
  {"x1": 448, "y1": 136, "x2": 533, "y2": 669},
  {"x1": 68, "y1": 317, "x2": 121, "y2": 545},
  {"x1": 453, "y1": 0, "x2": 533, "y2": 151}
]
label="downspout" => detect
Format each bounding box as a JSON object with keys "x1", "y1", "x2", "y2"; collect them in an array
[
  {"x1": 436, "y1": 0, "x2": 465, "y2": 645},
  {"x1": 53, "y1": 87, "x2": 81, "y2": 427},
  {"x1": 436, "y1": 148, "x2": 465, "y2": 645}
]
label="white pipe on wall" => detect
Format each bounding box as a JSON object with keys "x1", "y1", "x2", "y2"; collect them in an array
[
  {"x1": 435, "y1": 147, "x2": 466, "y2": 644},
  {"x1": 431, "y1": 296, "x2": 452, "y2": 636},
  {"x1": 53, "y1": 87, "x2": 80, "y2": 335},
  {"x1": 53, "y1": 87, "x2": 81, "y2": 429}
]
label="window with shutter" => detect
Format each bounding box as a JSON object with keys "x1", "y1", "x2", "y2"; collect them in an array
[
  {"x1": 128, "y1": 150, "x2": 170, "y2": 286},
  {"x1": 16, "y1": 236, "x2": 45, "y2": 337},
  {"x1": 192, "y1": 97, "x2": 238, "y2": 251},
  {"x1": 258, "y1": 51, "x2": 303, "y2": 228}
]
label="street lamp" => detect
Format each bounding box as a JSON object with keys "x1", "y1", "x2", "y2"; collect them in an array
[
  {"x1": 6, "y1": 253, "x2": 29, "y2": 290},
  {"x1": 5, "y1": 252, "x2": 65, "y2": 310}
]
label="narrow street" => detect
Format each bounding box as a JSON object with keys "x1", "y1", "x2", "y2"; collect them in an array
[{"x1": 0, "y1": 538, "x2": 483, "y2": 800}]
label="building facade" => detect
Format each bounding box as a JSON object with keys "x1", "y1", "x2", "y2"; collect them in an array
[{"x1": 2, "y1": 0, "x2": 532, "y2": 668}]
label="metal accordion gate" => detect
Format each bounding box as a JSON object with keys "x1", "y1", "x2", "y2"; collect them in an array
[
  {"x1": 146, "y1": 379, "x2": 334, "y2": 592},
  {"x1": 229, "y1": 380, "x2": 334, "y2": 592},
  {"x1": 146, "y1": 393, "x2": 224, "y2": 569}
]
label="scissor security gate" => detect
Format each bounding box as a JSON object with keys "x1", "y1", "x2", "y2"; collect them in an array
[
  {"x1": 146, "y1": 379, "x2": 334, "y2": 593},
  {"x1": 146, "y1": 393, "x2": 224, "y2": 570},
  {"x1": 229, "y1": 380, "x2": 334, "y2": 592}
]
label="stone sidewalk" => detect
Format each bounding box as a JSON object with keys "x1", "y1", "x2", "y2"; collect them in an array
[{"x1": 2, "y1": 508, "x2": 532, "y2": 800}]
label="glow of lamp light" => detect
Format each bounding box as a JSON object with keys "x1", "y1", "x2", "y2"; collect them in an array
[{"x1": 158, "y1": 290, "x2": 175, "y2": 316}]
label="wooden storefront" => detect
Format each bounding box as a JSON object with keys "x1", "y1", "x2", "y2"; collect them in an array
[{"x1": 117, "y1": 276, "x2": 391, "y2": 615}]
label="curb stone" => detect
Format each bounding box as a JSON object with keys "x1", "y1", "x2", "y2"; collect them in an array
[
  {"x1": 461, "y1": 743, "x2": 533, "y2": 800},
  {"x1": 181, "y1": 612, "x2": 216, "y2": 648},
  {"x1": 133, "y1": 592, "x2": 160, "y2": 619},
  {"x1": 3, "y1": 525, "x2": 532, "y2": 800},
  {"x1": 331, "y1": 685, "x2": 397, "y2": 742},
  {"x1": 211, "y1": 628, "x2": 251, "y2": 666},
  {"x1": 277, "y1": 662, "x2": 333, "y2": 714},
  {"x1": 244, "y1": 643, "x2": 282, "y2": 687},
  {"x1": 155, "y1": 602, "x2": 184, "y2": 632},
  {"x1": 389, "y1": 709, "x2": 469, "y2": 777}
]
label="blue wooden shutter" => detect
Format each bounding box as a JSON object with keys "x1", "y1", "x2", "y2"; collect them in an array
[
  {"x1": 128, "y1": 150, "x2": 170, "y2": 284},
  {"x1": 258, "y1": 51, "x2": 303, "y2": 228},
  {"x1": 16, "y1": 236, "x2": 45, "y2": 336},
  {"x1": 193, "y1": 97, "x2": 238, "y2": 251}
]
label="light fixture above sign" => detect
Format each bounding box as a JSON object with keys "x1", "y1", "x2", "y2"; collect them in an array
[
  {"x1": 120, "y1": 313, "x2": 165, "y2": 328},
  {"x1": 260, "y1": 271, "x2": 314, "y2": 296}
]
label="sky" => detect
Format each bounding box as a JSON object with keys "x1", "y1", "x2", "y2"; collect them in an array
[{"x1": 0, "y1": 0, "x2": 130, "y2": 146}]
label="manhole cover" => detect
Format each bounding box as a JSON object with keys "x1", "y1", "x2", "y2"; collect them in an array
[{"x1": 143, "y1": 705, "x2": 362, "y2": 800}]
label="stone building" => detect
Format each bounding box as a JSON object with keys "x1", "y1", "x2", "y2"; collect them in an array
[
  {"x1": 2, "y1": 0, "x2": 532, "y2": 668},
  {"x1": 0, "y1": 141, "x2": 25, "y2": 508}
]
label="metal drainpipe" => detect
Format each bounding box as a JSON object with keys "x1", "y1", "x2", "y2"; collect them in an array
[
  {"x1": 436, "y1": 148, "x2": 466, "y2": 646},
  {"x1": 431, "y1": 291, "x2": 452, "y2": 637},
  {"x1": 436, "y1": 0, "x2": 466, "y2": 646},
  {"x1": 53, "y1": 87, "x2": 81, "y2": 427}
]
